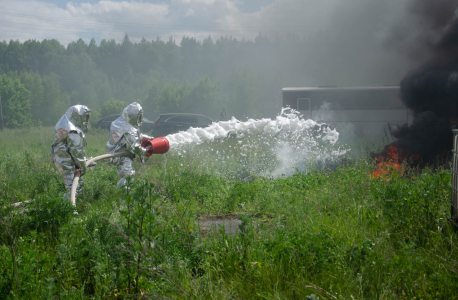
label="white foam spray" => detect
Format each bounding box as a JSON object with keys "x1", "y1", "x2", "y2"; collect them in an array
[{"x1": 165, "y1": 108, "x2": 349, "y2": 178}]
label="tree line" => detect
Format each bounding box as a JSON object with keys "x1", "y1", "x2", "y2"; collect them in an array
[{"x1": 0, "y1": 33, "x2": 322, "y2": 128}]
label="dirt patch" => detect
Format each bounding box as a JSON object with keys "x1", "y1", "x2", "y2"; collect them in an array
[{"x1": 199, "y1": 215, "x2": 242, "y2": 237}]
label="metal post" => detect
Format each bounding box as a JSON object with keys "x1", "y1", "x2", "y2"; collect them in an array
[
  {"x1": 451, "y1": 129, "x2": 458, "y2": 228},
  {"x1": 0, "y1": 93, "x2": 3, "y2": 131}
]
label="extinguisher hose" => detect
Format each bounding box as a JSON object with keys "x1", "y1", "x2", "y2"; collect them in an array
[{"x1": 70, "y1": 151, "x2": 130, "y2": 210}]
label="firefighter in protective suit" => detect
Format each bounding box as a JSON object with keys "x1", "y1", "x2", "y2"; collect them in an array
[
  {"x1": 106, "y1": 102, "x2": 152, "y2": 187},
  {"x1": 52, "y1": 105, "x2": 91, "y2": 197}
]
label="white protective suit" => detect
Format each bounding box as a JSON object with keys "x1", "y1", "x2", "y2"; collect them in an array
[
  {"x1": 52, "y1": 105, "x2": 91, "y2": 195},
  {"x1": 106, "y1": 102, "x2": 152, "y2": 187}
]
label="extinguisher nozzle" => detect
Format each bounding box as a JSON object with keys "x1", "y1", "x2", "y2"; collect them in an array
[{"x1": 141, "y1": 137, "x2": 169, "y2": 156}]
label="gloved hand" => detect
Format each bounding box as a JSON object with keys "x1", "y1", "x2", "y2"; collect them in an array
[
  {"x1": 139, "y1": 134, "x2": 153, "y2": 142},
  {"x1": 74, "y1": 168, "x2": 82, "y2": 177},
  {"x1": 133, "y1": 145, "x2": 148, "y2": 156}
]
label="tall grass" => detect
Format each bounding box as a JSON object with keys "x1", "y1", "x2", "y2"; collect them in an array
[{"x1": 0, "y1": 126, "x2": 457, "y2": 299}]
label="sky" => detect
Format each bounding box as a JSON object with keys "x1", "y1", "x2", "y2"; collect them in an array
[
  {"x1": 0, "y1": 0, "x2": 285, "y2": 45},
  {"x1": 0, "y1": 0, "x2": 419, "y2": 46}
]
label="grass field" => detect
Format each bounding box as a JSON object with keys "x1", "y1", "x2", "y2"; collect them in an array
[{"x1": 0, "y1": 126, "x2": 457, "y2": 299}]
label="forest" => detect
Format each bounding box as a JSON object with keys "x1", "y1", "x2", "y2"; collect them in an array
[
  {"x1": 0, "y1": 34, "x2": 298, "y2": 127},
  {"x1": 0, "y1": 28, "x2": 407, "y2": 129}
]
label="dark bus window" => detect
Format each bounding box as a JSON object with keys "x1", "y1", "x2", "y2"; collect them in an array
[
  {"x1": 310, "y1": 90, "x2": 402, "y2": 110},
  {"x1": 310, "y1": 90, "x2": 370, "y2": 110},
  {"x1": 283, "y1": 87, "x2": 403, "y2": 111},
  {"x1": 297, "y1": 98, "x2": 310, "y2": 111}
]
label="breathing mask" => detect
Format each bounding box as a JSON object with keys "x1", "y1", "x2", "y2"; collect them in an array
[
  {"x1": 137, "y1": 110, "x2": 143, "y2": 128},
  {"x1": 82, "y1": 109, "x2": 91, "y2": 133}
]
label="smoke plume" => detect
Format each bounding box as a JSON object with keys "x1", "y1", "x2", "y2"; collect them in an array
[{"x1": 374, "y1": 0, "x2": 458, "y2": 166}]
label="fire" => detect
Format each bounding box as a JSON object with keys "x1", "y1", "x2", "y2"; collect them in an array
[{"x1": 371, "y1": 146, "x2": 404, "y2": 180}]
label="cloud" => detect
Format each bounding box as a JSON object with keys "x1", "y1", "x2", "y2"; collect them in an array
[
  {"x1": 0, "y1": 0, "x2": 269, "y2": 45},
  {"x1": 183, "y1": 8, "x2": 195, "y2": 17},
  {"x1": 0, "y1": 0, "x2": 230, "y2": 45},
  {"x1": 66, "y1": 1, "x2": 169, "y2": 17},
  {"x1": 0, "y1": 0, "x2": 406, "y2": 46}
]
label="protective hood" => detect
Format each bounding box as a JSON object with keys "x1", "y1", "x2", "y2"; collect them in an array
[
  {"x1": 67, "y1": 105, "x2": 91, "y2": 132},
  {"x1": 106, "y1": 102, "x2": 143, "y2": 153},
  {"x1": 122, "y1": 102, "x2": 143, "y2": 128},
  {"x1": 53, "y1": 105, "x2": 91, "y2": 146}
]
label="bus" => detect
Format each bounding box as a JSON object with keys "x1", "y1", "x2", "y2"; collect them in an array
[{"x1": 282, "y1": 86, "x2": 409, "y2": 139}]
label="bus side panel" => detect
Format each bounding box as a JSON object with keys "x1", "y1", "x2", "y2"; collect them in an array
[
  {"x1": 312, "y1": 110, "x2": 407, "y2": 138},
  {"x1": 282, "y1": 91, "x2": 312, "y2": 110},
  {"x1": 282, "y1": 87, "x2": 408, "y2": 138},
  {"x1": 312, "y1": 110, "x2": 408, "y2": 122}
]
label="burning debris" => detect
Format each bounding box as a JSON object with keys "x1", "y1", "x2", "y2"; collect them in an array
[
  {"x1": 371, "y1": 145, "x2": 404, "y2": 179},
  {"x1": 374, "y1": 111, "x2": 452, "y2": 168},
  {"x1": 373, "y1": 0, "x2": 458, "y2": 168}
]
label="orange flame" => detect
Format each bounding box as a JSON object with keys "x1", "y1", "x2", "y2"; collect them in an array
[{"x1": 371, "y1": 146, "x2": 404, "y2": 180}]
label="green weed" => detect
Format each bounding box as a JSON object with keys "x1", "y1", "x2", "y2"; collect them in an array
[{"x1": 0, "y1": 127, "x2": 457, "y2": 299}]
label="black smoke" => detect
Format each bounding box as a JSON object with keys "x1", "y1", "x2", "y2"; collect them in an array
[{"x1": 374, "y1": 0, "x2": 458, "y2": 166}]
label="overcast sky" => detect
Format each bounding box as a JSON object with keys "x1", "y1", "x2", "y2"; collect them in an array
[
  {"x1": 0, "y1": 0, "x2": 417, "y2": 46},
  {"x1": 0, "y1": 0, "x2": 282, "y2": 45}
]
